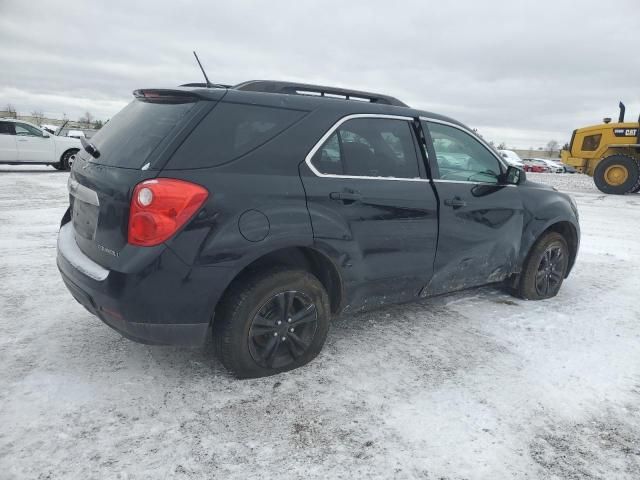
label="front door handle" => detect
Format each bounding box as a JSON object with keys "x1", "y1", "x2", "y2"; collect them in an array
[
  {"x1": 444, "y1": 197, "x2": 467, "y2": 209},
  {"x1": 330, "y1": 191, "x2": 363, "y2": 203}
]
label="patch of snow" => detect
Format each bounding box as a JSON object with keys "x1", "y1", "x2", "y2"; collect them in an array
[{"x1": 0, "y1": 166, "x2": 639, "y2": 479}]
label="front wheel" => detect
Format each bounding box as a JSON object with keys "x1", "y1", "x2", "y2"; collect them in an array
[
  {"x1": 55, "y1": 149, "x2": 78, "y2": 171},
  {"x1": 514, "y1": 232, "x2": 569, "y2": 300},
  {"x1": 213, "y1": 269, "x2": 330, "y2": 378},
  {"x1": 593, "y1": 154, "x2": 639, "y2": 194}
]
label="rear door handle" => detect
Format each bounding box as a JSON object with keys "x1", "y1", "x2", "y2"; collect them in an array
[
  {"x1": 444, "y1": 197, "x2": 467, "y2": 208},
  {"x1": 330, "y1": 191, "x2": 363, "y2": 202}
]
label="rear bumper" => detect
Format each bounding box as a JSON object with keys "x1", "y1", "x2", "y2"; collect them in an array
[{"x1": 57, "y1": 223, "x2": 234, "y2": 346}]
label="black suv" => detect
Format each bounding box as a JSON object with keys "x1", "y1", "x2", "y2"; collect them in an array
[{"x1": 57, "y1": 80, "x2": 580, "y2": 378}]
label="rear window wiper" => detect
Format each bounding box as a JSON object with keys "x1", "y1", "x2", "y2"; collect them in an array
[{"x1": 81, "y1": 136, "x2": 101, "y2": 159}]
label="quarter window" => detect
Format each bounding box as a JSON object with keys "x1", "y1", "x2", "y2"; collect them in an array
[
  {"x1": 166, "y1": 102, "x2": 306, "y2": 169},
  {"x1": 311, "y1": 117, "x2": 420, "y2": 178},
  {"x1": 425, "y1": 122, "x2": 502, "y2": 184}
]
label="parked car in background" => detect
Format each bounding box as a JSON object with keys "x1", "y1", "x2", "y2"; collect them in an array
[
  {"x1": 522, "y1": 158, "x2": 549, "y2": 172},
  {"x1": 66, "y1": 130, "x2": 86, "y2": 139},
  {"x1": 0, "y1": 118, "x2": 81, "y2": 170},
  {"x1": 527, "y1": 158, "x2": 565, "y2": 173},
  {"x1": 498, "y1": 149, "x2": 524, "y2": 167}
]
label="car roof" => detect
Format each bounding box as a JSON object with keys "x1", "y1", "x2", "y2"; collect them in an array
[
  {"x1": 170, "y1": 80, "x2": 469, "y2": 131},
  {"x1": 0, "y1": 118, "x2": 39, "y2": 127}
]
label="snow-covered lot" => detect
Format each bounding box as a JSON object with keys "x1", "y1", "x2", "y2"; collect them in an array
[{"x1": 1, "y1": 168, "x2": 639, "y2": 479}]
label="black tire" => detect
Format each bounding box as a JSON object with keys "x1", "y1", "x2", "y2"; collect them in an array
[
  {"x1": 593, "y1": 154, "x2": 640, "y2": 194},
  {"x1": 213, "y1": 268, "x2": 330, "y2": 378},
  {"x1": 56, "y1": 149, "x2": 78, "y2": 171},
  {"x1": 514, "y1": 232, "x2": 569, "y2": 300}
]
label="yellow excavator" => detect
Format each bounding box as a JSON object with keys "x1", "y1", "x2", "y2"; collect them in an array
[{"x1": 561, "y1": 102, "x2": 640, "y2": 194}]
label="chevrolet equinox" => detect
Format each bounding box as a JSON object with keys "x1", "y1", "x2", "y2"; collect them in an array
[{"x1": 57, "y1": 80, "x2": 580, "y2": 378}]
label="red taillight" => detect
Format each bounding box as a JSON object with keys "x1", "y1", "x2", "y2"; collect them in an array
[{"x1": 128, "y1": 178, "x2": 208, "y2": 247}]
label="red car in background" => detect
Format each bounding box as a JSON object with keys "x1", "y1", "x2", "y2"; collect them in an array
[{"x1": 522, "y1": 159, "x2": 549, "y2": 173}]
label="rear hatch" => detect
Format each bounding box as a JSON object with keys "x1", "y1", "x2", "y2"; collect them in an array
[{"x1": 67, "y1": 89, "x2": 222, "y2": 270}]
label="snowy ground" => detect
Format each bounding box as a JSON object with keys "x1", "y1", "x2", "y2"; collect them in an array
[{"x1": 0, "y1": 167, "x2": 639, "y2": 479}]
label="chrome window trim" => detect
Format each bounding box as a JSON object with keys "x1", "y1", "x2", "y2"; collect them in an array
[
  {"x1": 419, "y1": 116, "x2": 509, "y2": 171},
  {"x1": 433, "y1": 179, "x2": 516, "y2": 187},
  {"x1": 304, "y1": 113, "x2": 431, "y2": 182}
]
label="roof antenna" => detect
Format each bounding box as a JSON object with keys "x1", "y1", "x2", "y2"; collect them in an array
[{"x1": 193, "y1": 51, "x2": 212, "y2": 88}]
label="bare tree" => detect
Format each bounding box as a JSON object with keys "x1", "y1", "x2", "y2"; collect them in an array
[
  {"x1": 546, "y1": 140, "x2": 559, "y2": 157},
  {"x1": 4, "y1": 104, "x2": 17, "y2": 118},
  {"x1": 497, "y1": 142, "x2": 507, "y2": 150},
  {"x1": 31, "y1": 110, "x2": 45, "y2": 125},
  {"x1": 79, "y1": 111, "x2": 94, "y2": 128}
]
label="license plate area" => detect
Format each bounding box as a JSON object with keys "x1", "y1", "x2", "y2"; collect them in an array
[
  {"x1": 68, "y1": 177, "x2": 100, "y2": 241},
  {"x1": 72, "y1": 198, "x2": 99, "y2": 240}
]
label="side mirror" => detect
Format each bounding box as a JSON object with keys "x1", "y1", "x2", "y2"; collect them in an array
[
  {"x1": 42, "y1": 132, "x2": 50, "y2": 138},
  {"x1": 504, "y1": 165, "x2": 526, "y2": 185}
]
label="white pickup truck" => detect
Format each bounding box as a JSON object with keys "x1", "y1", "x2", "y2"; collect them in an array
[{"x1": 0, "y1": 118, "x2": 81, "y2": 170}]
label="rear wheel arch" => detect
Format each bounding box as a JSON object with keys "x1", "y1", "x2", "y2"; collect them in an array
[{"x1": 213, "y1": 246, "x2": 344, "y2": 324}]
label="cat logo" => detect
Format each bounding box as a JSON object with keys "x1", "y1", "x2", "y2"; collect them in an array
[{"x1": 613, "y1": 128, "x2": 638, "y2": 137}]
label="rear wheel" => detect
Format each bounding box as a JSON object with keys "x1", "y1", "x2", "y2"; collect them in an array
[
  {"x1": 593, "y1": 154, "x2": 639, "y2": 194},
  {"x1": 213, "y1": 268, "x2": 330, "y2": 378},
  {"x1": 514, "y1": 232, "x2": 569, "y2": 300},
  {"x1": 55, "y1": 149, "x2": 78, "y2": 171}
]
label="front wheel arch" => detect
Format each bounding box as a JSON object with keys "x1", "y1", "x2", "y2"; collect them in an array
[{"x1": 520, "y1": 221, "x2": 578, "y2": 281}]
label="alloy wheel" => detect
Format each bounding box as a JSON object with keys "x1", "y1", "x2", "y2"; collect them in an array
[
  {"x1": 248, "y1": 291, "x2": 318, "y2": 369},
  {"x1": 535, "y1": 245, "x2": 565, "y2": 296}
]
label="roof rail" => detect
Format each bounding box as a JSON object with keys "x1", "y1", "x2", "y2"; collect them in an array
[{"x1": 232, "y1": 80, "x2": 409, "y2": 107}]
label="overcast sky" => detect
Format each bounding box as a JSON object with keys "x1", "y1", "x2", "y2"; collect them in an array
[{"x1": 1, "y1": 0, "x2": 639, "y2": 148}]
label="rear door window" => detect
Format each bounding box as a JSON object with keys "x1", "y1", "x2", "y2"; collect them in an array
[
  {"x1": 87, "y1": 99, "x2": 198, "y2": 168},
  {"x1": 311, "y1": 117, "x2": 420, "y2": 178},
  {"x1": 166, "y1": 102, "x2": 307, "y2": 169}
]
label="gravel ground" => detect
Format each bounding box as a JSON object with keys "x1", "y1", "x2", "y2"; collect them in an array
[
  {"x1": 526, "y1": 172, "x2": 600, "y2": 194},
  {"x1": 0, "y1": 167, "x2": 639, "y2": 479}
]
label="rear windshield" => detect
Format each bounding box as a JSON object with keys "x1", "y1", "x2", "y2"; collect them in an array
[
  {"x1": 164, "y1": 102, "x2": 306, "y2": 169},
  {"x1": 87, "y1": 99, "x2": 197, "y2": 168}
]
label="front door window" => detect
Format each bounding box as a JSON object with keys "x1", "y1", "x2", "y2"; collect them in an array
[{"x1": 426, "y1": 122, "x2": 502, "y2": 184}]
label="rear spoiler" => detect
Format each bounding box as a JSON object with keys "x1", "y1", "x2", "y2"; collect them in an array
[{"x1": 133, "y1": 88, "x2": 225, "y2": 103}]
